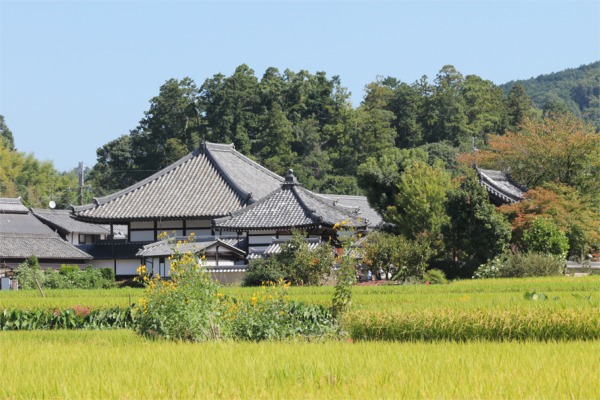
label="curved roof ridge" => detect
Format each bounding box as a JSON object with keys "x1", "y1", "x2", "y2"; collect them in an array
[
  {"x1": 312, "y1": 192, "x2": 362, "y2": 210},
  {"x1": 206, "y1": 141, "x2": 284, "y2": 183},
  {"x1": 290, "y1": 186, "x2": 321, "y2": 222},
  {"x1": 213, "y1": 184, "x2": 285, "y2": 223},
  {"x1": 72, "y1": 149, "x2": 201, "y2": 212},
  {"x1": 298, "y1": 187, "x2": 361, "y2": 217},
  {"x1": 203, "y1": 144, "x2": 254, "y2": 204}
]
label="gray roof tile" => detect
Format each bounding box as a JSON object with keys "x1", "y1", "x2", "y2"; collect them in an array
[
  {"x1": 136, "y1": 236, "x2": 246, "y2": 257},
  {"x1": 318, "y1": 194, "x2": 383, "y2": 228},
  {"x1": 0, "y1": 198, "x2": 92, "y2": 261},
  {"x1": 0, "y1": 198, "x2": 29, "y2": 214},
  {"x1": 32, "y1": 209, "x2": 111, "y2": 235},
  {"x1": 73, "y1": 142, "x2": 283, "y2": 222},
  {"x1": 477, "y1": 168, "x2": 527, "y2": 204},
  {"x1": 214, "y1": 171, "x2": 368, "y2": 231},
  {"x1": 0, "y1": 235, "x2": 92, "y2": 260}
]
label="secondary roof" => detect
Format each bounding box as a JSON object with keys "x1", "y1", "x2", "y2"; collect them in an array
[{"x1": 214, "y1": 170, "x2": 368, "y2": 231}]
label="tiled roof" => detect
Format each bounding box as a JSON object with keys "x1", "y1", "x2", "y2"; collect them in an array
[
  {"x1": 247, "y1": 237, "x2": 323, "y2": 259},
  {"x1": 214, "y1": 171, "x2": 368, "y2": 231},
  {"x1": 32, "y1": 209, "x2": 111, "y2": 235},
  {"x1": 0, "y1": 198, "x2": 92, "y2": 261},
  {"x1": 318, "y1": 194, "x2": 382, "y2": 228},
  {"x1": 72, "y1": 142, "x2": 283, "y2": 223},
  {"x1": 0, "y1": 212, "x2": 56, "y2": 236},
  {"x1": 136, "y1": 236, "x2": 246, "y2": 257},
  {"x1": 477, "y1": 168, "x2": 527, "y2": 204},
  {"x1": 206, "y1": 143, "x2": 283, "y2": 201},
  {"x1": 0, "y1": 197, "x2": 29, "y2": 214},
  {"x1": 0, "y1": 235, "x2": 92, "y2": 260}
]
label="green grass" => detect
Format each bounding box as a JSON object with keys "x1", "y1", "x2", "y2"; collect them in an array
[{"x1": 0, "y1": 330, "x2": 598, "y2": 399}]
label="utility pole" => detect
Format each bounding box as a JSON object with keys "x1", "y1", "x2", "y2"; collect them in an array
[{"x1": 78, "y1": 162, "x2": 84, "y2": 206}]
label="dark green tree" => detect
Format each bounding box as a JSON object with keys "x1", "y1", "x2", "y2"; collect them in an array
[
  {"x1": 0, "y1": 115, "x2": 15, "y2": 150},
  {"x1": 505, "y1": 83, "x2": 535, "y2": 128},
  {"x1": 444, "y1": 171, "x2": 512, "y2": 277}
]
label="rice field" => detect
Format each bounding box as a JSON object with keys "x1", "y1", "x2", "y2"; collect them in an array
[
  {"x1": 0, "y1": 330, "x2": 598, "y2": 399},
  {"x1": 1, "y1": 275, "x2": 599, "y2": 311},
  {"x1": 1, "y1": 276, "x2": 599, "y2": 398}
]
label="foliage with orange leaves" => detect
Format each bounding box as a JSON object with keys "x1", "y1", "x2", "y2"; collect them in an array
[
  {"x1": 499, "y1": 183, "x2": 600, "y2": 256},
  {"x1": 459, "y1": 113, "x2": 600, "y2": 200}
]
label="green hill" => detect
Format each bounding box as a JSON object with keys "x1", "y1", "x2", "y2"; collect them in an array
[{"x1": 501, "y1": 61, "x2": 600, "y2": 129}]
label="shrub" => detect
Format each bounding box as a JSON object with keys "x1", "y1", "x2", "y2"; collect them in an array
[
  {"x1": 16, "y1": 263, "x2": 114, "y2": 290},
  {"x1": 99, "y1": 268, "x2": 115, "y2": 282},
  {"x1": 59, "y1": 265, "x2": 80, "y2": 276},
  {"x1": 422, "y1": 268, "x2": 448, "y2": 284},
  {"x1": 43, "y1": 270, "x2": 70, "y2": 289},
  {"x1": 522, "y1": 217, "x2": 569, "y2": 259},
  {"x1": 134, "y1": 253, "x2": 223, "y2": 341},
  {"x1": 242, "y1": 258, "x2": 285, "y2": 287},
  {"x1": 499, "y1": 252, "x2": 564, "y2": 278},
  {"x1": 0, "y1": 307, "x2": 134, "y2": 330},
  {"x1": 277, "y1": 230, "x2": 335, "y2": 286},
  {"x1": 475, "y1": 252, "x2": 564, "y2": 278},
  {"x1": 15, "y1": 257, "x2": 44, "y2": 290},
  {"x1": 219, "y1": 283, "x2": 336, "y2": 341},
  {"x1": 363, "y1": 232, "x2": 433, "y2": 282}
]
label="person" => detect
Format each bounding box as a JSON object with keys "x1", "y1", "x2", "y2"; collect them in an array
[{"x1": 367, "y1": 270, "x2": 372, "y2": 281}]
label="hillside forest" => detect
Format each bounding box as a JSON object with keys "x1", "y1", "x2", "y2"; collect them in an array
[{"x1": 1, "y1": 62, "x2": 599, "y2": 276}]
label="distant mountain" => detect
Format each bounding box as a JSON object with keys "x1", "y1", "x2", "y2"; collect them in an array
[{"x1": 501, "y1": 61, "x2": 600, "y2": 129}]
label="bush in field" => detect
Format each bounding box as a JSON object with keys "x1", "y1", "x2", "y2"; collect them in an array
[
  {"x1": 242, "y1": 258, "x2": 285, "y2": 287},
  {"x1": 43, "y1": 270, "x2": 70, "y2": 289},
  {"x1": 277, "y1": 231, "x2": 336, "y2": 286},
  {"x1": 15, "y1": 256, "x2": 44, "y2": 290},
  {"x1": 362, "y1": 232, "x2": 433, "y2": 281},
  {"x1": 422, "y1": 268, "x2": 448, "y2": 284},
  {"x1": 16, "y1": 262, "x2": 115, "y2": 290},
  {"x1": 522, "y1": 217, "x2": 569, "y2": 259},
  {"x1": 474, "y1": 251, "x2": 564, "y2": 278},
  {"x1": 134, "y1": 246, "x2": 337, "y2": 341},
  {"x1": 0, "y1": 307, "x2": 134, "y2": 330},
  {"x1": 134, "y1": 252, "x2": 222, "y2": 341},
  {"x1": 220, "y1": 282, "x2": 335, "y2": 340}
]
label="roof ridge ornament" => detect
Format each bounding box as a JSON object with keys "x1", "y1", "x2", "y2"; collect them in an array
[{"x1": 283, "y1": 169, "x2": 299, "y2": 186}]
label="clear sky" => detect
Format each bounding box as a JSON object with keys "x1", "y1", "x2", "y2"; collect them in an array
[{"x1": 1, "y1": 0, "x2": 599, "y2": 171}]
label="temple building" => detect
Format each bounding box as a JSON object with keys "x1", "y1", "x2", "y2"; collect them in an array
[
  {"x1": 476, "y1": 168, "x2": 527, "y2": 205},
  {"x1": 72, "y1": 142, "x2": 378, "y2": 279}
]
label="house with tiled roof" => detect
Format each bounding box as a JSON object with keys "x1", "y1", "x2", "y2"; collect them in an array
[
  {"x1": 0, "y1": 198, "x2": 92, "y2": 271},
  {"x1": 136, "y1": 235, "x2": 247, "y2": 283},
  {"x1": 72, "y1": 142, "x2": 381, "y2": 279},
  {"x1": 71, "y1": 142, "x2": 285, "y2": 277}
]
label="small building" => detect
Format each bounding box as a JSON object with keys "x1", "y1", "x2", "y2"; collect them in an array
[
  {"x1": 136, "y1": 235, "x2": 247, "y2": 284},
  {"x1": 71, "y1": 142, "x2": 382, "y2": 279},
  {"x1": 0, "y1": 198, "x2": 92, "y2": 270}
]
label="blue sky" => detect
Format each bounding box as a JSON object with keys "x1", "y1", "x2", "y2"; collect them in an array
[{"x1": 1, "y1": 0, "x2": 599, "y2": 171}]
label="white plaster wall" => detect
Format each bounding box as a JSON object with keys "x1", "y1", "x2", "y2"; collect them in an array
[
  {"x1": 130, "y1": 230, "x2": 155, "y2": 241},
  {"x1": 131, "y1": 221, "x2": 154, "y2": 229}
]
